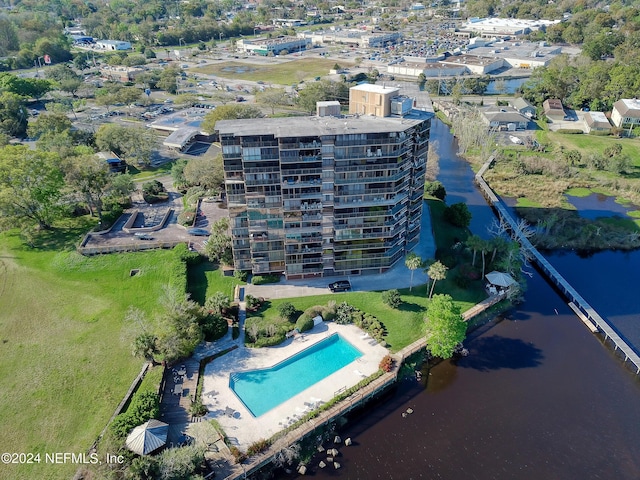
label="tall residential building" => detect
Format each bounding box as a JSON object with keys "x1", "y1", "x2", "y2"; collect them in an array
[{"x1": 217, "y1": 84, "x2": 433, "y2": 279}]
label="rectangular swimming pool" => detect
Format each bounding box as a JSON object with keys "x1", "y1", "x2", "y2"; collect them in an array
[{"x1": 229, "y1": 333, "x2": 362, "y2": 417}]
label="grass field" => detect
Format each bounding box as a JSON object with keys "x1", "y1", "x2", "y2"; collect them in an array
[
  {"x1": 0, "y1": 223, "x2": 183, "y2": 480},
  {"x1": 544, "y1": 131, "x2": 640, "y2": 167},
  {"x1": 187, "y1": 261, "x2": 242, "y2": 305},
  {"x1": 192, "y1": 57, "x2": 349, "y2": 85}
]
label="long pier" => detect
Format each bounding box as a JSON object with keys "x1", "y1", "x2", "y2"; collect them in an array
[{"x1": 475, "y1": 156, "x2": 640, "y2": 375}]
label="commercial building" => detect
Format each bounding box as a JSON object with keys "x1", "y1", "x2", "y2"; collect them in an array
[
  {"x1": 236, "y1": 36, "x2": 311, "y2": 56},
  {"x1": 438, "y1": 54, "x2": 504, "y2": 75},
  {"x1": 387, "y1": 61, "x2": 467, "y2": 78},
  {"x1": 95, "y1": 40, "x2": 132, "y2": 50},
  {"x1": 299, "y1": 29, "x2": 402, "y2": 48},
  {"x1": 217, "y1": 85, "x2": 433, "y2": 279},
  {"x1": 99, "y1": 65, "x2": 145, "y2": 82},
  {"x1": 460, "y1": 18, "x2": 561, "y2": 38},
  {"x1": 466, "y1": 40, "x2": 562, "y2": 69}
]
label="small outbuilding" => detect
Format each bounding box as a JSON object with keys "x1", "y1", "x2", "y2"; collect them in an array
[
  {"x1": 125, "y1": 419, "x2": 168, "y2": 455},
  {"x1": 542, "y1": 98, "x2": 565, "y2": 122},
  {"x1": 510, "y1": 97, "x2": 536, "y2": 118},
  {"x1": 485, "y1": 271, "x2": 517, "y2": 295},
  {"x1": 481, "y1": 107, "x2": 530, "y2": 130},
  {"x1": 584, "y1": 111, "x2": 612, "y2": 133}
]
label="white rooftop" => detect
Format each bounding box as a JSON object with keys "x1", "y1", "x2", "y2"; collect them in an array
[{"x1": 350, "y1": 83, "x2": 401, "y2": 94}]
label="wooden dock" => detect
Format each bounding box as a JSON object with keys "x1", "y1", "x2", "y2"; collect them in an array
[{"x1": 475, "y1": 156, "x2": 640, "y2": 375}]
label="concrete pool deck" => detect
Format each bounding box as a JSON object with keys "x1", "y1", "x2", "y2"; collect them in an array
[{"x1": 200, "y1": 321, "x2": 388, "y2": 450}]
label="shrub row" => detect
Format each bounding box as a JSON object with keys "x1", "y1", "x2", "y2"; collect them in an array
[
  {"x1": 295, "y1": 303, "x2": 337, "y2": 332},
  {"x1": 251, "y1": 274, "x2": 281, "y2": 285},
  {"x1": 109, "y1": 391, "x2": 159, "y2": 439},
  {"x1": 555, "y1": 129, "x2": 584, "y2": 134}
]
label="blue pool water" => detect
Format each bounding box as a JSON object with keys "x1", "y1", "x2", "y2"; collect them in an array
[{"x1": 230, "y1": 334, "x2": 362, "y2": 417}]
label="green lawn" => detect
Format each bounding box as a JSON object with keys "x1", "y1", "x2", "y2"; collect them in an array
[
  {"x1": 545, "y1": 131, "x2": 640, "y2": 167},
  {"x1": 128, "y1": 162, "x2": 174, "y2": 182},
  {"x1": 247, "y1": 284, "x2": 482, "y2": 353},
  {"x1": 192, "y1": 57, "x2": 349, "y2": 85},
  {"x1": 187, "y1": 261, "x2": 242, "y2": 305},
  {"x1": 0, "y1": 223, "x2": 183, "y2": 480}
]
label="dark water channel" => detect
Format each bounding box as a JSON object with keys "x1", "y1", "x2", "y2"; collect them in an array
[
  {"x1": 287, "y1": 120, "x2": 640, "y2": 479},
  {"x1": 565, "y1": 192, "x2": 640, "y2": 220}
]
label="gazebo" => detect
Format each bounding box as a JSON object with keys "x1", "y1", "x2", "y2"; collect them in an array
[
  {"x1": 125, "y1": 419, "x2": 169, "y2": 455},
  {"x1": 485, "y1": 271, "x2": 516, "y2": 294}
]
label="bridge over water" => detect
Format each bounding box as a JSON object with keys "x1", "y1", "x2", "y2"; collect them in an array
[{"x1": 475, "y1": 156, "x2": 640, "y2": 375}]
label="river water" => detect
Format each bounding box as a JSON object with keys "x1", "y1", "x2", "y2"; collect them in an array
[{"x1": 298, "y1": 119, "x2": 640, "y2": 479}]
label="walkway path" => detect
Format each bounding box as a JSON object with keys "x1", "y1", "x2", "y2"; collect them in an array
[{"x1": 158, "y1": 358, "x2": 201, "y2": 446}]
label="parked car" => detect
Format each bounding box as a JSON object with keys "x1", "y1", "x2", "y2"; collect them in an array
[
  {"x1": 135, "y1": 233, "x2": 154, "y2": 240},
  {"x1": 329, "y1": 280, "x2": 351, "y2": 292},
  {"x1": 188, "y1": 228, "x2": 210, "y2": 236}
]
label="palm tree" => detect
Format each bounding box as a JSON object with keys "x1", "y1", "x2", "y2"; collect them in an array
[
  {"x1": 405, "y1": 252, "x2": 422, "y2": 292},
  {"x1": 427, "y1": 261, "x2": 448, "y2": 299},
  {"x1": 466, "y1": 234, "x2": 483, "y2": 266},
  {"x1": 479, "y1": 238, "x2": 491, "y2": 278},
  {"x1": 205, "y1": 291, "x2": 230, "y2": 316},
  {"x1": 489, "y1": 236, "x2": 509, "y2": 264}
]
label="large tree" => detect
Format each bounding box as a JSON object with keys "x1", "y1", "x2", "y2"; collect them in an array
[
  {"x1": 0, "y1": 73, "x2": 52, "y2": 99},
  {"x1": 0, "y1": 145, "x2": 64, "y2": 230},
  {"x1": 256, "y1": 87, "x2": 290, "y2": 115},
  {"x1": 183, "y1": 154, "x2": 224, "y2": 191},
  {"x1": 204, "y1": 217, "x2": 232, "y2": 265},
  {"x1": 45, "y1": 64, "x2": 83, "y2": 97},
  {"x1": 0, "y1": 92, "x2": 27, "y2": 137},
  {"x1": 27, "y1": 112, "x2": 72, "y2": 139},
  {"x1": 64, "y1": 155, "x2": 114, "y2": 222},
  {"x1": 425, "y1": 294, "x2": 466, "y2": 359},
  {"x1": 95, "y1": 124, "x2": 156, "y2": 167}
]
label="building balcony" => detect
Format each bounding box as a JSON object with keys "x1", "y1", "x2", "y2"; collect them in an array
[
  {"x1": 334, "y1": 229, "x2": 395, "y2": 241},
  {"x1": 286, "y1": 245, "x2": 323, "y2": 255},
  {"x1": 280, "y1": 167, "x2": 322, "y2": 176},
  {"x1": 282, "y1": 191, "x2": 322, "y2": 200},
  {"x1": 285, "y1": 256, "x2": 323, "y2": 265},
  {"x1": 334, "y1": 170, "x2": 408, "y2": 185},
  {"x1": 334, "y1": 136, "x2": 403, "y2": 147},
  {"x1": 280, "y1": 154, "x2": 322, "y2": 163},
  {"x1": 245, "y1": 178, "x2": 281, "y2": 186},
  {"x1": 282, "y1": 178, "x2": 323, "y2": 188}
]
